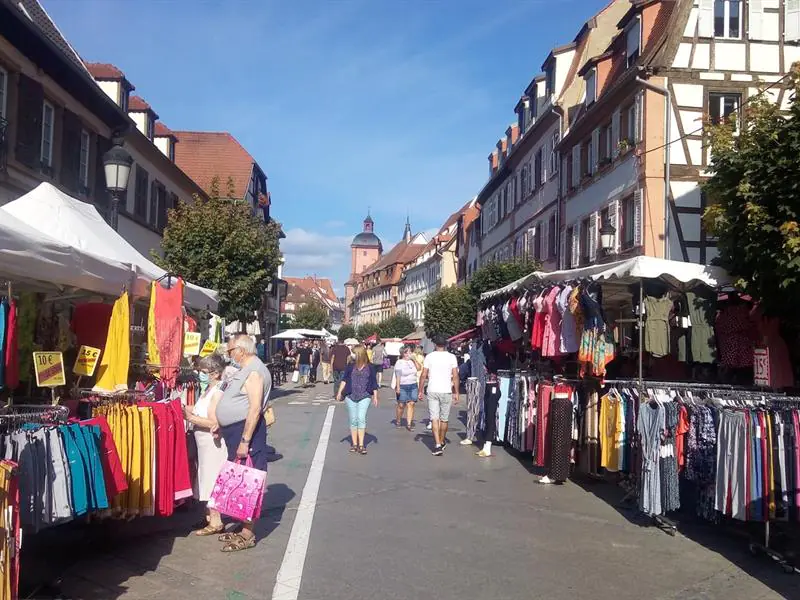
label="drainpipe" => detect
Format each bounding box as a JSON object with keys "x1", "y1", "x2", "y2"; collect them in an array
[
  {"x1": 551, "y1": 106, "x2": 564, "y2": 267},
  {"x1": 635, "y1": 76, "x2": 671, "y2": 260}
]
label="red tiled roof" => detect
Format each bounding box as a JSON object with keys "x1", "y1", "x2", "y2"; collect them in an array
[
  {"x1": 129, "y1": 95, "x2": 155, "y2": 113},
  {"x1": 154, "y1": 122, "x2": 176, "y2": 139},
  {"x1": 85, "y1": 62, "x2": 125, "y2": 80},
  {"x1": 172, "y1": 131, "x2": 256, "y2": 200}
]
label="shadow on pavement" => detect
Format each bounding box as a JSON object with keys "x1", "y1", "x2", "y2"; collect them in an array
[{"x1": 338, "y1": 433, "x2": 379, "y2": 448}]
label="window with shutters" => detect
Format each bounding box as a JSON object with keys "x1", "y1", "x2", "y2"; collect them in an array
[
  {"x1": 580, "y1": 140, "x2": 591, "y2": 178},
  {"x1": 621, "y1": 194, "x2": 635, "y2": 249},
  {"x1": 521, "y1": 164, "x2": 529, "y2": 198},
  {"x1": 548, "y1": 213, "x2": 557, "y2": 259},
  {"x1": 565, "y1": 226, "x2": 574, "y2": 268},
  {"x1": 599, "y1": 122, "x2": 612, "y2": 164},
  {"x1": 0, "y1": 66, "x2": 7, "y2": 119},
  {"x1": 40, "y1": 101, "x2": 54, "y2": 170},
  {"x1": 134, "y1": 164, "x2": 149, "y2": 220},
  {"x1": 534, "y1": 149, "x2": 543, "y2": 189},
  {"x1": 585, "y1": 69, "x2": 596, "y2": 105},
  {"x1": 626, "y1": 18, "x2": 641, "y2": 68},
  {"x1": 566, "y1": 153, "x2": 574, "y2": 191},
  {"x1": 533, "y1": 225, "x2": 542, "y2": 261},
  {"x1": 580, "y1": 217, "x2": 591, "y2": 265},
  {"x1": 79, "y1": 130, "x2": 90, "y2": 188},
  {"x1": 550, "y1": 131, "x2": 559, "y2": 177},
  {"x1": 714, "y1": 0, "x2": 741, "y2": 38},
  {"x1": 709, "y1": 92, "x2": 741, "y2": 131}
]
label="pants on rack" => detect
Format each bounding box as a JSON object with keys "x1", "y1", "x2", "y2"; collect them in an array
[
  {"x1": 715, "y1": 410, "x2": 748, "y2": 521},
  {"x1": 549, "y1": 395, "x2": 573, "y2": 483},
  {"x1": 581, "y1": 389, "x2": 600, "y2": 475},
  {"x1": 482, "y1": 383, "x2": 500, "y2": 442},
  {"x1": 465, "y1": 378, "x2": 481, "y2": 442},
  {"x1": 497, "y1": 377, "x2": 512, "y2": 443},
  {"x1": 535, "y1": 385, "x2": 553, "y2": 468}
]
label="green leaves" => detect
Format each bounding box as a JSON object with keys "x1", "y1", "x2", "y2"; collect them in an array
[
  {"x1": 423, "y1": 285, "x2": 475, "y2": 339},
  {"x1": 337, "y1": 324, "x2": 356, "y2": 342},
  {"x1": 466, "y1": 259, "x2": 539, "y2": 307},
  {"x1": 158, "y1": 181, "x2": 282, "y2": 322},
  {"x1": 378, "y1": 314, "x2": 416, "y2": 339},
  {"x1": 703, "y1": 67, "x2": 800, "y2": 322},
  {"x1": 292, "y1": 301, "x2": 330, "y2": 330}
]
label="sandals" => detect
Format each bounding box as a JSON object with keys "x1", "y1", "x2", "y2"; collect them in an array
[
  {"x1": 218, "y1": 531, "x2": 240, "y2": 543},
  {"x1": 220, "y1": 533, "x2": 256, "y2": 553},
  {"x1": 359, "y1": 446, "x2": 368, "y2": 455},
  {"x1": 349, "y1": 445, "x2": 358, "y2": 453},
  {"x1": 194, "y1": 524, "x2": 224, "y2": 536}
]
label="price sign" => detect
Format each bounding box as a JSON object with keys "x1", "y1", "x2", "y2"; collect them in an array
[
  {"x1": 199, "y1": 340, "x2": 219, "y2": 358},
  {"x1": 33, "y1": 352, "x2": 66, "y2": 387},
  {"x1": 754, "y1": 347, "x2": 771, "y2": 387},
  {"x1": 73, "y1": 345, "x2": 101, "y2": 376},
  {"x1": 183, "y1": 332, "x2": 202, "y2": 356}
]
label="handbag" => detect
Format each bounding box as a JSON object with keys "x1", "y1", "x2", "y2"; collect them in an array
[
  {"x1": 208, "y1": 456, "x2": 266, "y2": 522},
  {"x1": 382, "y1": 357, "x2": 390, "y2": 370},
  {"x1": 291, "y1": 370, "x2": 299, "y2": 383},
  {"x1": 264, "y1": 405, "x2": 276, "y2": 427}
]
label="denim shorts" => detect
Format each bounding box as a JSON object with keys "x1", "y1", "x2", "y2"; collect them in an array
[
  {"x1": 397, "y1": 383, "x2": 418, "y2": 403},
  {"x1": 298, "y1": 364, "x2": 311, "y2": 376}
]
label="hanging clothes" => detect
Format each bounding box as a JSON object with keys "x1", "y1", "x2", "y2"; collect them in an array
[
  {"x1": 95, "y1": 292, "x2": 130, "y2": 392},
  {"x1": 530, "y1": 291, "x2": 546, "y2": 351},
  {"x1": 0, "y1": 298, "x2": 6, "y2": 389},
  {"x1": 71, "y1": 303, "x2": 113, "y2": 355},
  {"x1": 599, "y1": 392, "x2": 624, "y2": 472},
  {"x1": 638, "y1": 401, "x2": 665, "y2": 516},
  {"x1": 482, "y1": 379, "x2": 501, "y2": 442},
  {"x1": 644, "y1": 294, "x2": 671, "y2": 358},
  {"x1": 465, "y1": 378, "x2": 481, "y2": 442},
  {"x1": 549, "y1": 387, "x2": 573, "y2": 483},
  {"x1": 0, "y1": 460, "x2": 20, "y2": 600},
  {"x1": 4, "y1": 299, "x2": 18, "y2": 390},
  {"x1": 148, "y1": 282, "x2": 162, "y2": 370},
  {"x1": 150, "y1": 280, "x2": 185, "y2": 388},
  {"x1": 752, "y1": 310, "x2": 794, "y2": 389},
  {"x1": 535, "y1": 384, "x2": 553, "y2": 468},
  {"x1": 557, "y1": 285, "x2": 579, "y2": 354},
  {"x1": 685, "y1": 290, "x2": 717, "y2": 363},
  {"x1": 715, "y1": 302, "x2": 756, "y2": 368},
  {"x1": 540, "y1": 287, "x2": 562, "y2": 358}
]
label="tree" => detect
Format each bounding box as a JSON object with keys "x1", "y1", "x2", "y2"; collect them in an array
[
  {"x1": 157, "y1": 175, "x2": 283, "y2": 322},
  {"x1": 424, "y1": 285, "x2": 475, "y2": 339},
  {"x1": 356, "y1": 323, "x2": 380, "y2": 340},
  {"x1": 279, "y1": 313, "x2": 293, "y2": 332},
  {"x1": 703, "y1": 65, "x2": 800, "y2": 321},
  {"x1": 337, "y1": 324, "x2": 356, "y2": 342},
  {"x1": 378, "y1": 313, "x2": 416, "y2": 338},
  {"x1": 292, "y1": 301, "x2": 330, "y2": 330},
  {"x1": 466, "y1": 259, "x2": 539, "y2": 307}
]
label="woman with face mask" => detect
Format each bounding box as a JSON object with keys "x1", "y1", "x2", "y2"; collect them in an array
[{"x1": 183, "y1": 353, "x2": 228, "y2": 536}]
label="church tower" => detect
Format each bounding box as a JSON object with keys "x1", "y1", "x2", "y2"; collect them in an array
[{"x1": 344, "y1": 213, "x2": 383, "y2": 323}]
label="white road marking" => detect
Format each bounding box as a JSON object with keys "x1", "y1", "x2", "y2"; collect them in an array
[
  {"x1": 287, "y1": 401, "x2": 308, "y2": 405},
  {"x1": 272, "y1": 405, "x2": 335, "y2": 600}
]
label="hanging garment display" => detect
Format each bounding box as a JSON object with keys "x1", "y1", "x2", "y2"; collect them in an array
[
  {"x1": 715, "y1": 302, "x2": 756, "y2": 369},
  {"x1": 95, "y1": 292, "x2": 130, "y2": 391},
  {"x1": 465, "y1": 378, "x2": 481, "y2": 443},
  {"x1": 482, "y1": 378, "x2": 501, "y2": 443},
  {"x1": 535, "y1": 384, "x2": 553, "y2": 468},
  {"x1": 548, "y1": 386, "x2": 574, "y2": 483},
  {"x1": 0, "y1": 460, "x2": 20, "y2": 600},
  {"x1": 4, "y1": 298, "x2": 18, "y2": 390},
  {"x1": 0, "y1": 298, "x2": 6, "y2": 389},
  {"x1": 685, "y1": 290, "x2": 717, "y2": 364},
  {"x1": 638, "y1": 401, "x2": 666, "y2": 516},
  {"x1": 644, "y1": 294, "x2": 671, "y2": 358},
  {"x1": 149, "y1": 279, "x2": 185, "y2": 388}
]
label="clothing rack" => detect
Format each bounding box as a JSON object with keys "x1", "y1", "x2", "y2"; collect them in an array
[{"x1": 0, "y1": 404, "x2": 69, "y2": 425}]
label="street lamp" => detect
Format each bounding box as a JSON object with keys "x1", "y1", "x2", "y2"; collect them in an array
[
  {"x1": 103, "y1": 143, "x2": 133, "y2": 231},
  {"x1": 599, "y1": 221, "x2": 616, "y2": 255}
]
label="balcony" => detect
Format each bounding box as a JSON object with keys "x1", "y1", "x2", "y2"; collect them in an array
[{"x1": 0, "y1": 117, "x2": 7, "y2": 173}]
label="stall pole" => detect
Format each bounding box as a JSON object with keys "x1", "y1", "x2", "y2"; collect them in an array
[{"x1": 638, "y1": 278, "x2": 644, "y2": 389}]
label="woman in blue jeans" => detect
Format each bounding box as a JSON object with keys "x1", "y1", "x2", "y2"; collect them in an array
[
  {"x1": 336, "y1": 345, "x2": 379, "y2": 455},
  {"x1": 394, "y1": 346, "x2": 420, "y2": 431}
]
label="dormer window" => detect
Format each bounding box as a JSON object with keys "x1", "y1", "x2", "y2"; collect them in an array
[
  {"x1": 545, "y1": 66, "x2": 555, "y2": 99},
  {"x1": 585, "y1": 68, "x2": 597, "y2": 105},
  {"x1": 530, "y1": 84, "x2": 539, "y2": 120},
  {"x1": 120, "y1": 89, "x2": 129, "y2": 113},
  {"x1": 626, "y1": 17, "x2": 641, "y2": 68},
  {"x1": 147, "y1": 118, "x2": 154, "y2": 140}
]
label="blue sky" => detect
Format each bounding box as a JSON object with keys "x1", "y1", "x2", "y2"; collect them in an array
[{"x1": 43, "y1": 0, "x2": 610, "y2": 294}]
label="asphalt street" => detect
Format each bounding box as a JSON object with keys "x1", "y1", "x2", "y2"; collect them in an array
[{"x1": 20, "y1": 382, "x2": 798, "y2": 599}]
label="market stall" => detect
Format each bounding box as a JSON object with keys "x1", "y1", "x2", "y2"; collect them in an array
[
  {"x1": 471, "y1": 256, "x2": 799, "y2": 568},
  {"x1": 0, "y1": 182, "x2": 218, "y2": 311}
]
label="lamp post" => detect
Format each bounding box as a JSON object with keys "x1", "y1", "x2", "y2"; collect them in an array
[
  {"x1": 599, "y1": 221, "x2": 616, "y2": 258},
  {"x1": 102, "y1": 143, "x2": 133, "y2": 231}
]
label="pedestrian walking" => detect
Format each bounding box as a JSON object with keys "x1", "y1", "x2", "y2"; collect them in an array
[
  {"x1": 394, "y1": 346, "x2": 420, "y2": 431},
  {"x1": 296, "y1": 341, "x2": 313, "y2": 386},
  {"x1": 418, "y1": 335, "x2": 459, "y2": 456},
  {"x1": 310, "y1": 341, "x2": 321, "y2": 384},
  {"x1": 211, "y1": 334, "x2": 270, "y2": 552},
  {"x1": 320, "y1": 341, "x2": 331, "y2": 384},
  {"x1": 329, "y1": 340, "x2": 351, "y2": 399},
  {"x1": 336, "y1": 345, "x2": 379, "y2": 454},
  {"x1": 371, "y1": 340, "x2": 385, "y2": 387}
]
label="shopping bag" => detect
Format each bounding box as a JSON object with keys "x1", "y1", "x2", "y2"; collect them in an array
[
  {"x1": 291, "y1": 370, "x2": 299, "y2": 383},
  {"x1": 382, "y1": 357, "x2": 390, "y2": 370},
  {"x1": 208, "y1": 457, "x2": 266, "y2": 522},
  {"x1": 390, "y1": 372, "x2": 397, "y2": 390},
  {"x1": 264, "y1": 405, "x2": 276, "y2": 427}
]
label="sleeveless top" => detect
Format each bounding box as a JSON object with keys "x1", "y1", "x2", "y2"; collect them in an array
[{"x1": 216, "y1": 357, "x2": 271, "y2": 427}]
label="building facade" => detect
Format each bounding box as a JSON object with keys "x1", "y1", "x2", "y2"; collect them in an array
[
  {"x1": 475, "y1": 0, "x2": 629, "y2": 271},
  {"x1": 344, "y1": 214, "x2": 383, "y2": 323},
  {"x1": 559, "y1": 0, "x2": 800, "y2": 269},
  {"x1": 282, "y1": 276, "x2": 344, "y2": 330}
]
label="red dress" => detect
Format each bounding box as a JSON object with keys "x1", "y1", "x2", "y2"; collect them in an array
[{"x1": 531, "y1": 292, "x2": 546, "y2": 350}]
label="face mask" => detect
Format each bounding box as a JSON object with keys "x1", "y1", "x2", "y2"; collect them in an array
[{"x1": 198, "y1": 372, "x2": 209, "y2": 384}]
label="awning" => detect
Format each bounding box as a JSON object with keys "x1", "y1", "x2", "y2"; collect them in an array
[
  {"x1": 1, "y1": 183, "x2": 219, "y2": 310},
  {"x1": 480, "y1": 256, "x2": 733, "y2": 301},
  {"x1": 363, "y1": 333, "x2": 379, "y2": 344},
  {"x1": 448, "y1": 327, "x2": 479, "y2": 344},
  {"x1": 403, "y1": 330, "x2": 424, "y2": 341}
]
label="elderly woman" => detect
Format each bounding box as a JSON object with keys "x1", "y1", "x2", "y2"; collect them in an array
[
  {"x1": 336, "y1": 345, "x2": 379, "y2": 454},
  {"x1": 210, "y1": 334, "x2": 271, "y2": 552},
  {"x1": 183, "y1": 353, "x2": 228, "y2": 536}
]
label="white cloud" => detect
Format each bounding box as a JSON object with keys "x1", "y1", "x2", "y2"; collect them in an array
[
  {"x1": 281, "y1": 228, "x2": 352, "y2": 285},
  {"x1": 323, "y1": 220, "x2": 347, "y2": 229}
]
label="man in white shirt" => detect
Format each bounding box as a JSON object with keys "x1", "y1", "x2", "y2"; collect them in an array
[{"x1": 418, "y1": 335, "x2": 459, "y2": 456}]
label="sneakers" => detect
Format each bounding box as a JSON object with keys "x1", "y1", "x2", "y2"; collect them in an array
[
  {"x1": 440, "y1": 439, "x2": 448, "y2": 450},
  {"x1": 432, "y1": 445, "x2": 443, "y2": 456},
  {"x1": 426, "y1": 422, "x2": 433, "y2": 431},
  {"x1": 459, "y1": 439, "x2": 473, "y2": 446}
]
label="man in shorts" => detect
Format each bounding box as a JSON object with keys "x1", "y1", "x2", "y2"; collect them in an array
[
  {"x1": 296, "y1": 341, "x2": 313, "y2": 386},
  {"x1": 418, "y1": 335, "x2": 459, "y2": 456}
]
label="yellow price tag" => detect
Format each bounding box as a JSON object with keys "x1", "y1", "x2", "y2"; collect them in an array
[
  {"x1": 183, "y1": 332, "x2": 202, "y2": 356},
  {"x1": 73, "y1": 345, "x2": 101, "y2": 377},
  {"x1": 33, "y1": 352, "x2": 66, "y2": 387},
  {"x1": 199, "y1": 340, "x2": 219, "y2": 357}
]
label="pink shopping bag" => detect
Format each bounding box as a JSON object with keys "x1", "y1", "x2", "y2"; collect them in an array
[{"x1": 208, "y1": 457, "x2": 266, "y2": 522}]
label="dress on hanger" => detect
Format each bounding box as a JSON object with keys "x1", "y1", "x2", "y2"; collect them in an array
[
  {"x1": 644, "y1": 294, "x2": 672, "y2": 358},
  {"x1": 531, "y1": 291, "x2": 547, "y2": 350},
  {"x1": 751, "y1": 308, "x2": 794, "y2": 389},
  {"x1": 557, "y1": 285, "x2": 579, "y2": 354},
  {"x1": 541, "y1": 287, "x2": 562, "y2": 358}
]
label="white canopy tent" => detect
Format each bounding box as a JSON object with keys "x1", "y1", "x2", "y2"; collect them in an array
[
  {"x1": 480, "y1": 256, "x2": 732, "y2": 301},
  {"x1": 1, "y1": 183, "x2": 219, "y2": 310},
  {"x1": 271, "y1": 328, "x2": 329, "y2": 340},
  {"x1": 0, "y1": 209, "x2": 135, "y2": 296}
]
